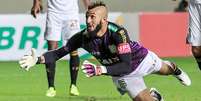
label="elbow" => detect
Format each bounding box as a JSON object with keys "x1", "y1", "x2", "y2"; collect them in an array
[
  {"x1": 123, "y1": 64, "x2": 133, "y2": 75},
  {"x1": 43, "y1": 51, "x2": 57, "y2": 64}
]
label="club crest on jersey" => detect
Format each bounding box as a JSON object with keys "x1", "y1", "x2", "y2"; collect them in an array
[
  {"x1": 117, "y1": 43, "x2": 131, "y2": 54},
  {"x1": 108, "y1": 45, "x2": 117, "y2": 53},
  {"x1": 118, "y1": 29, "x2": 127, "y2": 42}
]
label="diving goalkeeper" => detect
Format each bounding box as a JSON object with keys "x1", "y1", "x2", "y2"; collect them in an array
[{"x1": 19, "y1": 1, "x2": 191, "y2": 101}]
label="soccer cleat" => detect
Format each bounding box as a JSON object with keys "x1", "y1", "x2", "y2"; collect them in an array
[
  {"x1": 46, "y1": 87, "x2": 56, "y2": 97},
  {"x1": 174, "y1": 68, "x2": 191, "y2": 86},
  {"x1": 150, "y1": 88, "x2": 164, "y2": 101},
  {"x1": 69, "y1": 84, "x2": 79, "y2": 96}
]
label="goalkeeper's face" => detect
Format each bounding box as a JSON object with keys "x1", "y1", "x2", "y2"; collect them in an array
[{"x1": 86, "y1": 6, "x2": 107, "y2": 34}]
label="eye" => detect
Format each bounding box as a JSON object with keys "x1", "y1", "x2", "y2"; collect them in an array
[
  {"x1": 90, "y1": 15, "x2": 96, "y2": 19},
  {"x1": 91, "y1": 15, "x2": 95, "y2": 18}
]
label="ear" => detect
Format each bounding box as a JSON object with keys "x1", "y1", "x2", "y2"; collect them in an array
[
  {"x1": 101, "y1": 17, "x2": 107, "y2": 24},
  {"x1": 103, "y1": 17, "x2": 107, "y2": 21}
]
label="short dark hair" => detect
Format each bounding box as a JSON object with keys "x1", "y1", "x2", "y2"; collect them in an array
[{"x1": 88, "y1": 1, "x2": 106, "y2": 10}]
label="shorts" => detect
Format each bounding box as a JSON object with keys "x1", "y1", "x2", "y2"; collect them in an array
[
  {"x1": 112, "y1": 51, "x2": 162, "y2": 98},
  {"x1": 187, "y1": 1, "x2": 201, "y2": 46},
  {"x1": 44, "y1": 11, "x2": 80, "y2": 43}
]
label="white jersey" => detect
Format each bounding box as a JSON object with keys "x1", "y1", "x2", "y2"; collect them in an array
[
  {"x1": 187, "y1": 0, "x2": 201, "y2": 46},
  {"x1": 192, "y1": 0, "x2": 201, "y2": 4},
  {"x1": 47, "y1": 0, "x2": 79, "y2": 14},
  {"x1": 45, "y1": 0, "x2": 81, "y2": 41}
]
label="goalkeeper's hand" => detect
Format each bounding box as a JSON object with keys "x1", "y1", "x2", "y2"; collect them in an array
[
  {"x1": 19, "y1": 48, "x2": 38, "y2": 71},
  {"x1": 81, "y1": 60, "x2": 107, "y2": 77}
]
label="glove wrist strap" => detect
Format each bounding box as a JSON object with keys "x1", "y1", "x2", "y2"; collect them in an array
[{"x1": 99, "y1": 66, "x2": 107, "y2": 74}]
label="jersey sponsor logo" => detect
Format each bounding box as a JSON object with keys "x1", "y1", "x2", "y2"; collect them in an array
[
  {"x1": 117, "y1": 43, "x2": 131, "y2": 54},
  {"x1": 117, "y1": 79, "x2": 127, "y2": 90},
  {"x1": 100, "y1": 57, "x2": 120, "y2": 65},
  {"x1": 91, "y1": 51, "x2": 100, "y2": 56}
]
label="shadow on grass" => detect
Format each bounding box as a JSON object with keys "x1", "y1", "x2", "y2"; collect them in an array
[{"x1": 56, "y1": 95, "x2": 128, "y2": 101}]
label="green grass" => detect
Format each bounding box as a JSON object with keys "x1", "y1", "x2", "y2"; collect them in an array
[{"x1": 0, "y1": 57, "x2": 200, "y2": 101}]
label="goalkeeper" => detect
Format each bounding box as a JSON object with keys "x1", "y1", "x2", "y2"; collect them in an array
[{"x1": 19, "y1": 1, "x2": 191, "y2": 101}]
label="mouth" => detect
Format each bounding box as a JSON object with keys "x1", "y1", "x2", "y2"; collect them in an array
[{"x1": 87, "y1": 25, "x2": 94, "y2": 31}]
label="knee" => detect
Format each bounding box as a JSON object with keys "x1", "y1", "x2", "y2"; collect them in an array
[
  {"x1": 70, "y1": 51, "x2": 80, "y2": 68},
  {"x1": 70, "y1": 51, "x2": 78, "y2": 57},
  {"x1": 192, "y1": 46, "x2": 201, "y2": 57},
  {"x1": 47, "y1": 41, "x2": 58, "y2": 50}
]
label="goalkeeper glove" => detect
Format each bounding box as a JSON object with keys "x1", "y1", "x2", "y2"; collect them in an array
[
  {"x1": 81, "y1": 60, "x2": 107, "y2": 77},
  {"x1": 19, "y1": 48, "x2": 38, "y2": 71}
]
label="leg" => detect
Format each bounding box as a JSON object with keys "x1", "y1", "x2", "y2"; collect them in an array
[
  {"x1": 113, "y1": 76, "x2": 155, "y2": 101},
  {"x1": 192, "y1": 46, "x2": 201, "y2": 70},
  {"x1": 45, "y1": 40, "x2": 58, "y2": 97},
  {"x1": 187, "y1": 2, "x2": 201, "y2": 70},
  {"x1": 44, "y1": 11, "x2": 63, "y2": 97},
  {"x1": 69, "y1": 50, "x2": 80, "y2": 96},
  {"x1": 62, "y1": 18, "x2": 81, "y2": 95},
  {"x1": 69, "y1": 51, "x2": 79, "y2": 85},
  {"x1": 158, "y1": 61, "x2": 191, "y2": 86}
]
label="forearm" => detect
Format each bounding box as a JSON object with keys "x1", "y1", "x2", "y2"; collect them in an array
[
  {"x1": 105, "y1": 62, "x2": 133, "y2": 76},
  {"x1": 104, "y1": 54, "x2": 133, "y2": 76},
  {"x1": 37, "y1": 46, "x2": 69, "y2": 64}
]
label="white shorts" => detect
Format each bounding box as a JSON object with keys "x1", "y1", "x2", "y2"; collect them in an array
[
  {"x1": 187, "y1": 1, "x2": 201, "y2": 46},
  {"x1": 112, "y1": 51, "x2": 162, "y2": 98},
  {"x1": 44, "y1": 11, "x2": 80, "y2": 43}
]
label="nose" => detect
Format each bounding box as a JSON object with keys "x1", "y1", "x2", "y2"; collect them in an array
[{"x1": 86, "y1": 17, "x2": 92, "y2": 24}]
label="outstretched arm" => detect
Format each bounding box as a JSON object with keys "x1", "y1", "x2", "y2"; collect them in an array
[
  {"x1": 19, "y1": 47, "x2": 70, "y2": 71},
  {"x1": 19, "y1": 32, "x2": 83, "y2": 71},
  {"x1": 39, "y1": 46, "x2": 70, "y2": 64}
]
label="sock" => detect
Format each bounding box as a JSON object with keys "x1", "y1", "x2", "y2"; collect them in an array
[
  {"x1": 69, "y1": 54, "x2": 80, "y2": 86},
  {"x1": 196, "y1": 61, "x2": 201, "y2": 70},
  {"x1": 195, "y1": 56, "x2": 201, "y2": 70},
  {"x1": 169, "y1": 62, "x2": 182, "y2": 75},
  {"x1": 173, "y1": 67, "x2": 182, "y2": 75},
  {"x1": 164, "y1": 61, "x2": 181, "y2": 75},
  {"x1": 45, "y1": 62, "x2": 56, "y2": 88}
]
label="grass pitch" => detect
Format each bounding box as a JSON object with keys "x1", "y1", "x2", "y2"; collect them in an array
[{"x1": 0, "y1": 57, "x2": 200, "y2": 101}]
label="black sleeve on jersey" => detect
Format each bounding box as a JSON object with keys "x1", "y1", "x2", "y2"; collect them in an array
[
  {"x1": 106, "y1": 53, "x2": 133, "y2": 76},
  {"x1": 66, "y1": 32, "x2": 83, "y2": 51},
  {"x1": 43, "y1": 46, "x2": 69, "y2": 64},
  {"x1": 43, "y1": 32, "x2": 83, "y2": 64},
  {"x1": 105, "y1": 28, "x2": 133, "y2": 76}
]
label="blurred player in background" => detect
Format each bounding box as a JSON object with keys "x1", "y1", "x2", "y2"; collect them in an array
[
  {"x1": 186, "y1": 0, "x2": 201, "y2": 71},
  {"x1": 31, "y1": 0, "x2": 90, "y2": 97},
  {"x1": 21, "y1": 1, "x2": 191, "y2": 101}
]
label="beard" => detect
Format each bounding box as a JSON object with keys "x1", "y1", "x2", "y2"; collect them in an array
[{"x1": 87, "y1": 22, "x2": 102, "y2": 38}]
